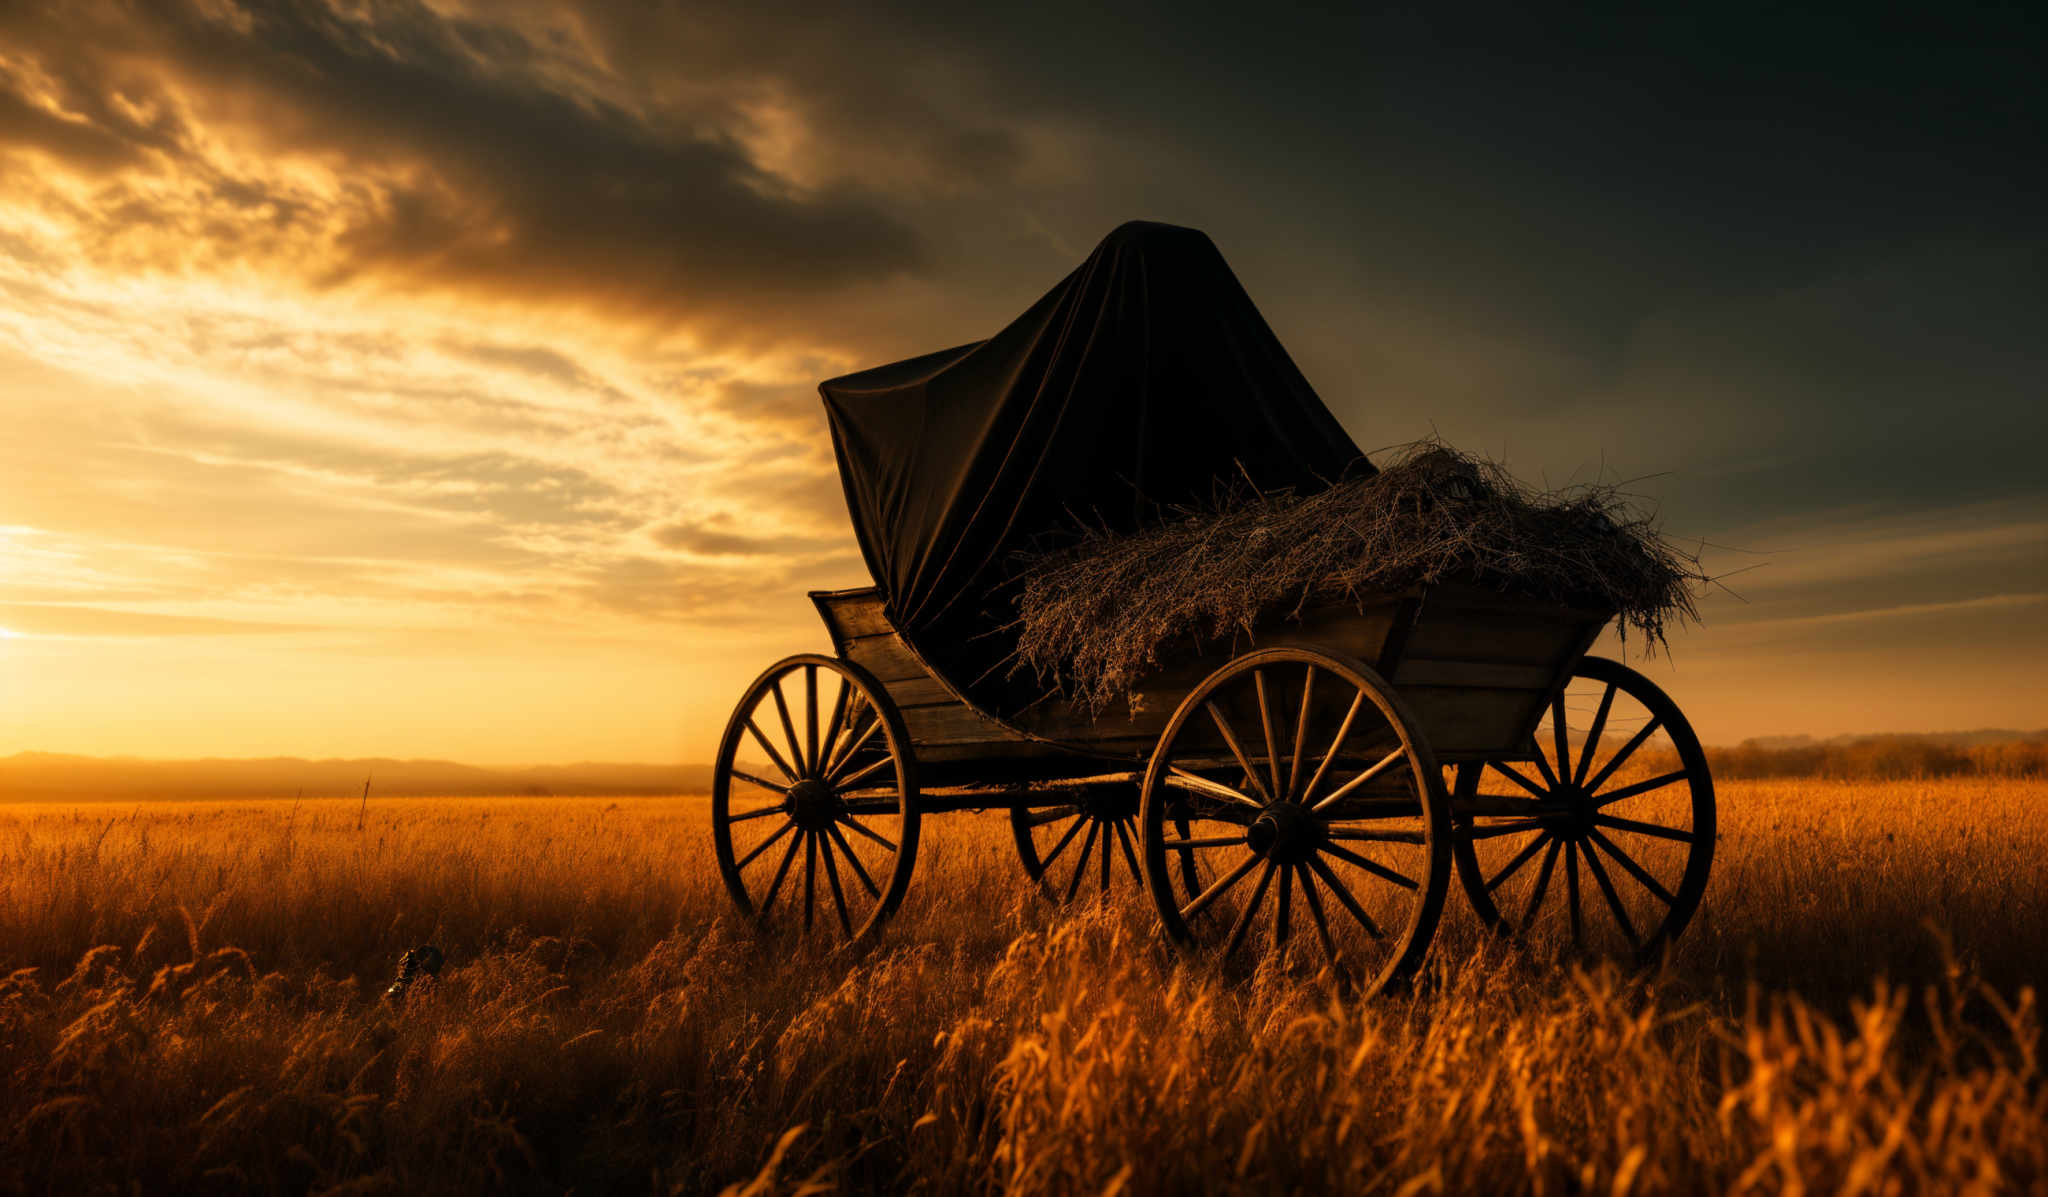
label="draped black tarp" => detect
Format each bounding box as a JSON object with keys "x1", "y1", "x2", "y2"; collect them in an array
[{"x1": 820, "y1": 221, "x2": 1368, "y2": 714}]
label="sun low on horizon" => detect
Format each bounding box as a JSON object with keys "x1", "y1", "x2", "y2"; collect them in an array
[{"x1": 2, "y1": 3, "x2": 2044, "y2": 768}]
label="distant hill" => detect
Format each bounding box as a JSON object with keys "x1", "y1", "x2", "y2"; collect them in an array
[
  {"x1": 1739, "y1": 729, "x2": 2047, "y2": 751},
  {"x1": 6, "y1": 728, "x2": 2045, "y2": 800},
  {"x1": 0, "y1": 753, "x2": 715, "y2": 801}
]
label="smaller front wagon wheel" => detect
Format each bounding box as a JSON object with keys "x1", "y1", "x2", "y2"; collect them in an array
[{"x1": 711, "y1": 655, "x2": 920, "y2": 947}]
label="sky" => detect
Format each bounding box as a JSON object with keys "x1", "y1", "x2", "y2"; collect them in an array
[{"x1": 0, "y1": 1, "x2": 2042, "y2": 765}]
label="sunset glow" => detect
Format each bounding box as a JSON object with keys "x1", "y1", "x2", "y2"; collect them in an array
[{"x1": 1, "y1": 3, "x2": 2041, "y2": 765}]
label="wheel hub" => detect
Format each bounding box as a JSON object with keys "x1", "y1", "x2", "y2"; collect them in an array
[
  {"x1": 1550, "y1": 783, "x2": 1594, "y2": 840},
  {"x1": 1247, "y1": 802, "x2": 1322, "y2": 864},
  {"x1": 785, "y1": 777, "x2": 840, "y2": 831}
]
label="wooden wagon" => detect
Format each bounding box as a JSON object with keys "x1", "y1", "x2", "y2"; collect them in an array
[{"x1": 707, "y1": 224, "x2": 1714, "y2": 996}]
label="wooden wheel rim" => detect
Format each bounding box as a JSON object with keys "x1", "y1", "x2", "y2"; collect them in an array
[
  {"x1": 1450, "y1": 655, "x2": 1715, "y2": 964},
  {"x1": 1138, "y1": 647, "x2": 1452, "y2": 997},
  {"x1": 711, "y1": 654, "x2": 920, "y2": 946}
]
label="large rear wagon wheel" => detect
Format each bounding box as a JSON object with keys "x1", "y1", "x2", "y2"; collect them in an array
[
  {"x1": 1138, "y1": 648, "x2": 1452, "y2": 998},
  {"x1": 711, "y1": 655, "x2": 919, "y2": 947},
  {"x1": 1451, "y1": 655, "x2": 1714, "y2": 965}
]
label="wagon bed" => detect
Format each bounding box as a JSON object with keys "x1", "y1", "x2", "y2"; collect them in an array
[{"x1": 813, "y1": 582, "x2": 1611, "y2": 780}]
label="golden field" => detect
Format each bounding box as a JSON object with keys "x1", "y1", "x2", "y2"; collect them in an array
[{"x1": 1, "y1": 779, "x2": 2043, "y2": 1195}]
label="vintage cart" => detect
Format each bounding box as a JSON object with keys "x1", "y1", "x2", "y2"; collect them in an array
[{"x1": 708, "y1": 224, "x2": 1713, "y2": 997}]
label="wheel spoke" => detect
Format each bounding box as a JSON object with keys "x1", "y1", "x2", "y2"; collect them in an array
[
  {"x1": 758, "y1": 832, "x2": 802, "y2": 917},
  {"x1": 1592, "y1": 812, "x2": 1695, "y2": 844},
  {"x1": 1321, "y1": 841, "x2": 1418, "y2": 891},
  {"x1": 1298, "y1": 692, "x2": 1366, "y2": 806},
  {"x1": 1180, "y1": 854, "x2": 1261, "y2": 921},
  {"x1": 1305, "y1": 854, "x2": 1381, "y2": 938},
  {"x1": 771, "y1": 682, "x2": 807, "y2": 781},
  {"x1": 821, "y1": 698, "x2": 868, "y2": 775},
  {"x1": 1309, "y1": 748, "x2": 1408, "y2": 813},
  {"x1": 1222, "y1": 860, "x2": 1277, "y2": 957},
  {"x1": 1254, "y1": 669, "x2": 1286, "y2": 806},
  {"x1": 1167, "y1": 766, "x2": 1262, "y2": 809},
  {"x1": 824, "y1": 822, "x2": 881, "y2": 898},
  {"x1": 1588, "y1": 828, "x2": 1675, "y2": 906},
  {"x1": 804, "y1": 664, "x2": 820, "y2": 775},
  {"x1": 1594, "y1": 770, "x2": 1692, "y2": 808},
  {"x1": 1325, "y1": 826, "x2": 1427, "y2": 845},
  {"x1": 1582, "y1": 717, "x2": 1664, "y2": 794},
  {"x1": 1274, "y1": 864, "x2": 1293, "y2": 949},
  {"x1": 1489, "y1": 761, "x2": 1549, "y2": 800},
  {"x1": 821, "y1": 676, "x2": 851, "y2": 770},
  {"x1": 817, "y1": 827, "x2": 853, "y2": 936},
  {"x1": 1037, "y1": 813, "x2": 1090, "y2": 875},
  {"x1": 1099, "y1": 817, "x2": 1112, "y2": 893},
  {"x1": 1464, "y1": 818, "x2": 1551, "y2": 840},
  {"x1": 1530, "y1": 739, "x2": 1563, "y2": 791},
  {"x1": 1287, "y1": 667, "x2": 1317, "y2": 801},
  {"x1": 1519, "y1": 839, "x2": 1562, "y2": 931},
  {"x1": 727, "y1": 803, "x2": 788, "y2": 824},
  {"x1": 1485, "y1": 832, "x2": 1553, "y2": 893},
  {"x1": 824, "y1": 710, "x2": 880, "y2": 779},
  {"x1": 1114, "y1": 819, "x2": 1145, "y2": 887},
  {"x1": 1205, "y1": 702, "x2": 1274, "y2": 804},
  {"x1": 729, "y1": 769, "x2": 789, "y2": 795},
  {"x1": 1566, "y1": 840, "x2": 1582, "y2": 947},
  {"x1": 1164, "y1": 833, "x2": 1250, "y2": 849},
  {"x1": 744, "y1": 717, "x2": 801, "y2": 783},
  {"x1": 1296, "y1": 864, "x2": 1339, "y2": 964},
  {"x1": 1024, "y1": 804, "x2": 1081, "y2": 827},
  {"x1": 1573, "y1": 683, "x2": 1617, "y2": 788},
  {"x1": 1579, "y1": 840, "x2": 1640, "y2": 950},
  {"x1": 1064, "y1": 820, "x2": 1101, "y2": 902},
  {"x1": 1551, "y1": 692, "x2": 1571, "y2": 785},
  {"x1": 834, "y1": 754, "x2": 894, "y2": 792},
  {"x1": 836, "y1": 813, "x2": 898, "y2": 853},
  {"x1": 736, "y1": 819, "x2": 795, "y2": 869},
  {"x1": 802, "y1": 832, "x2": 817, "y2": 933}
]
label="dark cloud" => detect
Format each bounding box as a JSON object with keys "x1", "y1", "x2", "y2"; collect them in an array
[
  {"x1": 440, "y1": 338, "x2": 627, "y2": 402},
  {"x1": 0, "y1": 76, "x2": 142, "y2": 172},
  {"x1": 650, "y1": 516, "x2": 838, "y2": 557},
  {"x1": 0, "y1": 0, "x2": 931, "y2": 339}
]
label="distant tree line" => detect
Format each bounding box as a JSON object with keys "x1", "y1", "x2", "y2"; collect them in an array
[{"x1": 1698, "y1": 736, "x2": 2048, "y2": 780}]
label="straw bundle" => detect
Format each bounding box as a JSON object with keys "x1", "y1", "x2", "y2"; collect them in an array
[{"x1": 1006, "y1": 441, "x2": 1706, "y2": 714}]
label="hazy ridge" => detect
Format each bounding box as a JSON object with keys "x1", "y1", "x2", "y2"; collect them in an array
[
  {"x1": 4, "y1": 727, "x2": 2043, "y2": 800},
  {"x1": 0, "y1": 752, "x2": 713, "y2": 801}
]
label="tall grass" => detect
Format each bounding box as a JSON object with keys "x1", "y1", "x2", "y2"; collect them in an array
[{"x1": 1, "y1": 780, "x2": 2042, "y2": 1193}]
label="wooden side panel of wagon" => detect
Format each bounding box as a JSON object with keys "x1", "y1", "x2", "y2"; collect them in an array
[{"x1": 811, "y1": 583, "x2": 1609, "y2": 768}]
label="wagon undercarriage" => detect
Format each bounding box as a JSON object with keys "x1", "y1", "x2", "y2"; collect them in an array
[{"x1": 710, "y1": 589, "x2": 1714, "y2": 999}]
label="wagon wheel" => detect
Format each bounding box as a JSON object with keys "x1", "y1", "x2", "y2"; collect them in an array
[
  {"x1": 1011, "y1": 783, "x2": 1177, "y2": 903},
  {"x1": 1450, "y1": 655, "x2": 1713, "y2": 964},
  {"x1": 712, "y1": 654, "x2": 920, "y2": 946},
  {"x1": 1138, "y1": 647, "x2": 1452, "y2": 997}
]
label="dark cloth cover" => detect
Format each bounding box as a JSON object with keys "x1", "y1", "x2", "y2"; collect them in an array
[{"x1": 820, "y1": 221, "x2": 1367, "y2": 714}]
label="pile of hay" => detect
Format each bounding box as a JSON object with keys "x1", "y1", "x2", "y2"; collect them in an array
[{"x1": 1006, "y1": 441, "x2": 1707, "y2": 714}]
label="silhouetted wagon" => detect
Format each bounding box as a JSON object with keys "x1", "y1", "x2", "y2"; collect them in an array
[{"x1": 710, "y1": 224, "x2": 1714, "y2": 997}]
